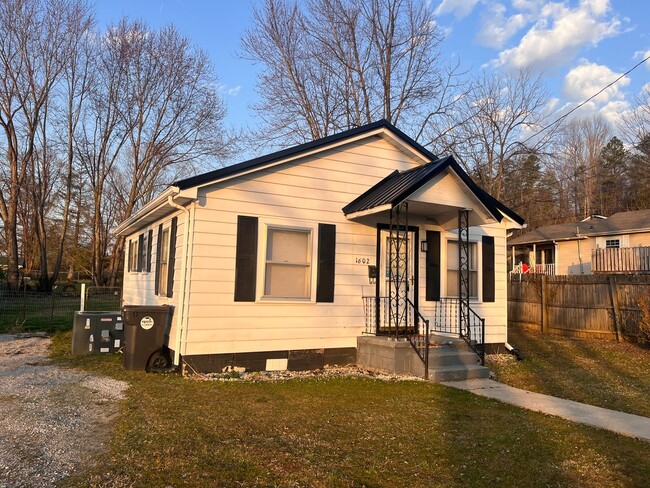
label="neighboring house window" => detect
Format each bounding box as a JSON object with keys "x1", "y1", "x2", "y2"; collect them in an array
[
  {"x1": 157, "y1": 227, "x2": 170, "y2": 295},
  {"x1": 446, "y1": 240, "x2": 478, "y2": 298},
  {"x1": 605, "y1": 239, "x2": 620, "y2": 249},
  {"x1": 264, "y1": 227, "x2": 312, "y2": 299}
]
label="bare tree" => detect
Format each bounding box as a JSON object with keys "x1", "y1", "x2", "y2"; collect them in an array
[
  {"x1": 242, "y1": 0, "x2": 462, "y2": 146},
  {"x1": 438, "y1": 69, "x2": 550, "y2": 199},
  {"x1": 0, "y1": 0, "x2": 92, "y2": 289},
  {"x1": 101, "y1": 20, "x2": 231, "y2": 285},
  {"x1": 551, "y1": 116, "x2": 611, "y2": 219}
]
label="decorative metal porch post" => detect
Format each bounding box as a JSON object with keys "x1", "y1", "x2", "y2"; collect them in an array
[
  {"x1": 388, "y1": 202, "x2": 409, "y2": 339},
  {"x1": 458, "y1": 209, "x2": 470, "y2": 340}
]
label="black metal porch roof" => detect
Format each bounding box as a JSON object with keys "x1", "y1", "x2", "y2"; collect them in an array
[{"x1": 341, "y1": 155, "x2": 523, "y2": 225}]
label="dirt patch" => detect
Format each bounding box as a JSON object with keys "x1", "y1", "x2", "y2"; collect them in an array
[{"x1": 0, "y1": 333, "x2": 128, "y2": 488}]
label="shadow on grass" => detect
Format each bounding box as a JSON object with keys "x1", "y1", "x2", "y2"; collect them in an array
[
  {"x1": 494, "y1": 327, "x2": 650, "y2": 417},
  {"x1": 49, "y1": 331, "x2": 650, "y2": 488}
]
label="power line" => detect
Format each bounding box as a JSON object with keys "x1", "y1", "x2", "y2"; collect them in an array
[{"x1": 520, "y1": 53, "x2": 650, "y2": 147}]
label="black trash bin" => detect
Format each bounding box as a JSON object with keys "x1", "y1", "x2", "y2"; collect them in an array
[
  {"x1": 71, "y1": 311, "x2": 124, "y2": 355},
  {"x1": 121, "y1": 305, "x2": 173, "y2": 371}
]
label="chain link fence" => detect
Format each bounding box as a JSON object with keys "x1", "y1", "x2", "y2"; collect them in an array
[{"x1": 0, "y1": 285, "x2": 122, "y2": 333}]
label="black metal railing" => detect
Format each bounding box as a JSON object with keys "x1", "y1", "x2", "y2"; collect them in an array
[
  {"x1": 430, "y1": 298, "x2": 459, "y2": 334},
  {"x1": 363, "y1": 296, "x2": 485, "y2": 365},
  {"x1": 460, "y1": 306, "x2": 486, "y2": 365},
  {"x1": 405, "y1": 298, "x2": 430, "y2": 380}
]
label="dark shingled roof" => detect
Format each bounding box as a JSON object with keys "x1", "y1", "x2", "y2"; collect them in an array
[{"x1": 509, "y1": 209, "x2": 650, "y2": 245}]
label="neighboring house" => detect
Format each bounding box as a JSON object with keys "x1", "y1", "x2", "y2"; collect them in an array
[
  {"x1": 508, "y1": 209, "x2": 650, "y2": 276},
  {"x1": 115, "y1": 120, "x2": 524, "y2": 373}
]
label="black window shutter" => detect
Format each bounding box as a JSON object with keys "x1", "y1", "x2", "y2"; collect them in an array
[
  {"x1": 147, "y1": 229, "x2": 153, "y2": 272},
  {"x1": 127, "y1": 240, "x2": 132, "y2": 273},
  {"x1": 137, "y1": 233, "x2": 144, "y2": 271},
  {"x1": 482, "y1": 235, "x2": 495, "y2": 302},
  {"x1": 167, "y1": 217, "x2": 178, "y2": 298},
  {"x1": 234, "y1": 216, "x2": 258, "y2": 302},
  {"x1": 425, "y1": 230, "x2": 441, "y2": 301},
  {"x1": 155, "y1": 224, "x2": 163, "y2": 295},
  {"x1": 316, "y1": 223, "x2": 336, "y2": 303}
]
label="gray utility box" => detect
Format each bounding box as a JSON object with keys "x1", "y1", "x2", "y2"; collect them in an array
[
  {"x1": 122, "y1": 305, "x2": 173, "y2": 371},
  {"x1": 72, "y1": 311, "x2": 124, "y2": 355}
]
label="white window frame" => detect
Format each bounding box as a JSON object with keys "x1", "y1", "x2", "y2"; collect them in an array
[
  {"x1": 444, "y1": 238, "x2": 480, "y2": 300},
  {"x1": 128, "y1": 237, "x2": 139, "y2": 273},
  {"x1": 605, "y1": 238, "x2": 620, "y2": 249},
  {"x1": 257, "y1": 221, "x2": 317, "y2": 302},
  {"x1": 157, "y1": 226, "x2": 171, "y2": 297}
]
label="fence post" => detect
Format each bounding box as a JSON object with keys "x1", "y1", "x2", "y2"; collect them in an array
[
  {"x1": 608, "y1": 275, "x2": 621, "y2": 342},
  {"x1": 80, "y1": 283, "x2": 86, "y2": 312},
  {"x1": 540, "y1": 274, "x2": 547, "y2": 334}
]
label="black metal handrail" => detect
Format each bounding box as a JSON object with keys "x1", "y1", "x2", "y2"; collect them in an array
[
  {"x1": 405, "y1": 298, "x2": 430, "y2": 380},
  {"x1": 461, "y1": 305, "x2": 485, "y2": 365}
]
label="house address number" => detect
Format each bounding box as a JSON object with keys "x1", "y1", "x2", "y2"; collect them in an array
[{"x1": 355, "y1": 257, "x2": 370, "y2": 264}]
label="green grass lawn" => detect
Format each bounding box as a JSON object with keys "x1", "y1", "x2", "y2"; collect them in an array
[
  {"x1": 50, "y1": 332, "x2": 650, "y2": 488},
  {"x1": 489, "y1": 327, "x2": 650, "y2": 418}
]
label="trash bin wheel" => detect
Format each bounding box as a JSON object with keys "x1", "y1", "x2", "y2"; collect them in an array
[{"x1": 147, "y1": 349, "x2": 170, "y2": 372}]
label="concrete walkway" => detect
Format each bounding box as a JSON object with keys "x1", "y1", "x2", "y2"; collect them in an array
[{"x1": 443, "y1": 378, "x2": 650, "y2": 442}]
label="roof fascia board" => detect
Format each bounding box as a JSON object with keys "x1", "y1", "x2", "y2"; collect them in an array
[
  {"x1": 113, "y1": 186, "x2": 198, "y2": 237},
  {"x1": 345, "y1": 203, "x2": 393, "y2": 220},
  {"x1": 191, "y1": 126, "x2": 433, "y2": 191}
]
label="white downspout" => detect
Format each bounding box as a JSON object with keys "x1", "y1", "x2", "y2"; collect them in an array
[{"x1": 167, "y1": 190, "x2": 192, "y2": 367}]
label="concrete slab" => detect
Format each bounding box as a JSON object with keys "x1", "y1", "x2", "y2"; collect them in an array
[{"x1": 443, "y1": 379, "x2": 650, "y2": 442}]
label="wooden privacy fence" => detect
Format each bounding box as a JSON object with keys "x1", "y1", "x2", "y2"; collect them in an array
[
  {"x1": 592, "y1": 246, "x2": 650, "y2": 274},
  {"x1": 508, "y1": 274, "x2": 650, "y2": 341}
]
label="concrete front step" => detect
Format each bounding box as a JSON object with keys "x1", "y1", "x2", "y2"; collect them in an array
[
  {"x1": 357, "y1": 335, "x2": 489, "y2": 383},
  {"x1": 428, "y1": 364, "x2": 490, "y2": 382},
  {"x1": 426, "y1": 349, "x2": 482, "y2": 368}
]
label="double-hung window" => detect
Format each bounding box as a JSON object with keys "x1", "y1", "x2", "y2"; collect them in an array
[
  {"x1": 605, "y1": 239, "x2": 620, "y2": 249},
  {"x1": 157, "y1": 227, "x2": 170, "y2": 295},
  {"x1": 128, "y1": 238, "x2": 139, "y2": 272},
  {"x1": 264, "y1": 227, "x2": 312, "y2": 299},
  {"x1": 446, "y1": 240, "x2": 478, "y2": 298}
]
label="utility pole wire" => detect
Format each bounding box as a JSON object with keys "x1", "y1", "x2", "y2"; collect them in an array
[{"x1": 520, "y1": 53, "x2": 650, "y2": 147}]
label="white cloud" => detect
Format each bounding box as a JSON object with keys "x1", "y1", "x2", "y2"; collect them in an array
[
  {"x1": 634, "y1": 49, "x2": 650, "y2": 69},
  {"x1": 476, "y1": 3, "x2": 528, "y2": 49},
  {"x1": 563, "y1": 60, "x2": 629, "y2": 104},
  {"x1": 560, "y1": 60, "x2": 630, "y2": 126},
  {"x1": 491, "y1": 0, "x2": 622, "y2": 70},
  {"x1": 435, "y1": 0, "x2": 479, "y2": 19},
  {"x1": 217, "y1": 84, "x2": 242, "y2": 97}
]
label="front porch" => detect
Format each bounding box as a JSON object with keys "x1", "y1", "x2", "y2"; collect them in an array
[{"x1": 356, "y1": 334, "x2": 490, "y2": 382}]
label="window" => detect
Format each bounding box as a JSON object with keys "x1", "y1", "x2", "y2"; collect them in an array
[
  {"x1": 605, "y1": 239, "x2": 620, "y2": 249},
  {"x1": 264, "y1": 227, "x2": 312, "y2": 299},
  {"x1": 446, "y1": 240, "x2": 478, "y2": 298},
  {"x1": 157, "y1": 227, "x2": 170, "y2": 295},
  {"x1": 139, "y1": 232, "x2": 149, "y2": 271},
  {"x1": 128, "y1": 238, "x2": 139, "y2": 272}
]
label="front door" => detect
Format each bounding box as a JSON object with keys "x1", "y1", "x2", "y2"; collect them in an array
[{"x1": 379, "y1": 229, "x2": 416, "y2": 332}]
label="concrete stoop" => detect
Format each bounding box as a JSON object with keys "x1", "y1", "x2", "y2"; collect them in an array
[{"x1": 357, "y1": 335, "x2": 490, "y2": 383}]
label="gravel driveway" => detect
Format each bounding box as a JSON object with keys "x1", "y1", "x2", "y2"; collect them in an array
[{"x1": 0, "y1": 334, "x2": 128, "y2": 488}]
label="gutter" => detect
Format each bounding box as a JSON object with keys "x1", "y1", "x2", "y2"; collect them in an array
[{"x1": 166, "y1": 188, "x2": 194, "y2": 368}]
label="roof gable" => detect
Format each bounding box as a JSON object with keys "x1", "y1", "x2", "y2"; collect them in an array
[{"x1": 174, "y1": 120, "x2": 436, "y2": 190}]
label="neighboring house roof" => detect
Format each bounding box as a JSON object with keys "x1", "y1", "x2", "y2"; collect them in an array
[
  {"x1": 509, "y1": 209, "x2": 650, "y2": 246},
  {"x1": 116, "y1": 119, "x2": 524, "y2": 236}
]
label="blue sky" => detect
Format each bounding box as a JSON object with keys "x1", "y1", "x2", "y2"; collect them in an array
[{"x1": 95, "y1": 1, "x2": 650, "y2": 136}]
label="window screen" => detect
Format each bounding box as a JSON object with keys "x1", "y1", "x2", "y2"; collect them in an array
[
  {"x1": 264, "y1": 228, "x2": 311, "y2": 299},
  {"x1": 446, "y1": 240, "x2": 478, "y2": 298}
]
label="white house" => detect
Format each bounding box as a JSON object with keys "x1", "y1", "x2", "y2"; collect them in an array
[{"x1": 115, "y1": 121, "x2": 524, "y2": 373}]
